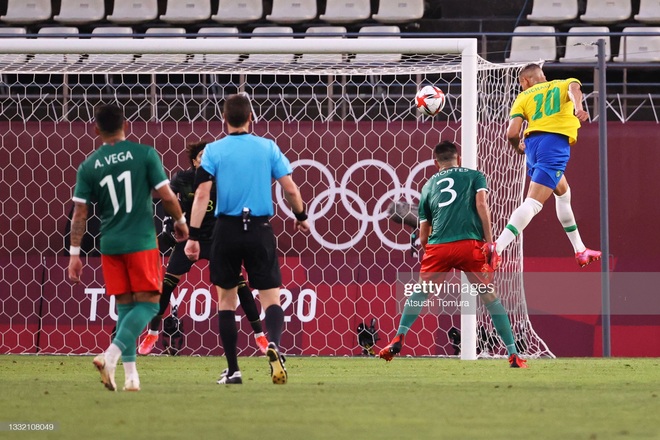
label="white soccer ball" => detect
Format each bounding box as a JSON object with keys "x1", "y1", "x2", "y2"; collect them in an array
[{"x1": 415, "y1": 85, "x2": 446, "y2": 117}]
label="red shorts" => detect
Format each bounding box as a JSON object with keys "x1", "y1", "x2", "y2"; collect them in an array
[
  {"x1": 420, "y1": 239, "x2": 491, "y2": 285},
  {"x1": 101, "y1": 249, "x2": 163, "y2": 296}
]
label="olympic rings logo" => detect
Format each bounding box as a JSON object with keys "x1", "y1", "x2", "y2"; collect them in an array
[{"x1": 275, "y1": 158, "x2": 435, "y2": 251}]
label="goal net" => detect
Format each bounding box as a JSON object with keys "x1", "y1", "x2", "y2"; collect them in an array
[{"x1": 0, "y1": 36, "x2": 553, "y2": 358}]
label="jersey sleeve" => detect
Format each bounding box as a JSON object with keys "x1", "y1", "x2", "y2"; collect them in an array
[
  {"x1": 146, "y1": 147, "x2": 169, "y2": 190},
  {"x1": 270, "y1": 141, "x2": 293, "y2": 180},
  {"x1": 72, "y1": 162, "x2": 93, "y2": 204},
  {"x1": 474, "y1": 171, "x2": 488, "y2": 192},
  {"x1": 418, "y1": 182, "x2": 430, "y2": 223},
  {"x1": 509, "y1": 94, "x2": 526, "y2": 120},
  {"x1": 200, "y1": 147, "x2": 217, "y2": 178}
]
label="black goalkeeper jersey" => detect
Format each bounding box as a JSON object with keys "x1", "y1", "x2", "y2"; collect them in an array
[{"x1": 170, "y1": 168, "x2": 217, "y2": 239}]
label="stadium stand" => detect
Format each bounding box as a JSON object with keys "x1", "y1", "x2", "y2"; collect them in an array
[
  {"x1": 31, "y1": 27, "x2": 80, "y2": 65},
  {"x1": 245, "y1": 26, "x2": 295, "y2": 63},
  {"x1": 319, "y1": 0, "x2": 372, "y2": 24},
  {"x1": 88, "y1": 26, "x2": 135, "y2": 64},
  {"x1": 142, "y1": 27, "x2": 187, "y2": 63},
  {"x1": 635, "y1": 0, "x2": 660, "y2": 23},
  {"x1": 580, "y1": 0, "x2": 632, "y2": 24},
  {"x1": 266, "y1": 0, "x2": 318, "y2": 24},
  {"x1": 299, "y1": 26, "x2": 347, "y2": 64},
  {"x1": 160, "y1": 0, "x2": 212, "y2": 24},
  {"x1": 194, "y1": 27, "x2": 241, "y2": 64},
  {"x1": 505, "y1": 25, "x2": 557, "y2": 63},
  {"x1": 0, "y1": 27, "x2": 27, "y2": 64},
  {"x1": 526, "y1": 0, "x2": 579, "y2": 24},
  {"x1": 107, "y1": 0, "x2": 159, "y2": 25},
  {"x1": 372, "y1": 0, "x2": 424, "y2": 24},
  {"x1": 614, "y1": 26, "x2": 660, "y2": 61},
  {"x1": 559, "y1": 26, "x2": 611, "y2": 63},
  {"x1": 54, "y1": 0, "x2": 106, "y2": 24},
  {"x1": 352, "y1": 25, "x2": 401, "y2": 64},
  {"x1": 212, "y1": 0, "x2": 264, "y2": 24},
  {"x1": 0, "y1": 0, "x2": 52, "y2": 24}
]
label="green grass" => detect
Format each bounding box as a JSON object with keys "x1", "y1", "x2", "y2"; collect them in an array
[{"x1": 0, "y1": 355, "x2": 658, "y2": 440}]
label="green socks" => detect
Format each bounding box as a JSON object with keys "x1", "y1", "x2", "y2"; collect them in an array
[
  {"x1": 396, "y1": 290, "x2": 428, "y2": 336},
  {"x1": 485, "y1": 298, "x2": 518, "y2": 355},
  {"x1": 113, "y1": 302, "x2": 160, "y2": 363}
]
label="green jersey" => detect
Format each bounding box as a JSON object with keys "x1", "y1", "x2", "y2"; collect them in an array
[
  {"x1": 72, "y1": 140, "x2": 169, "y2": 255},
  {"x1": 418, "y1": 167, "x2": 488, "y2": 245}
]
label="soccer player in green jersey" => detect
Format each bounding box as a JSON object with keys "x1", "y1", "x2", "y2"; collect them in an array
[
  {"x1": 379, "y1": 141, "x2": 527, "y2": 368},
  {"x1": 487, "y1": 63, "x2": 601, "y2": 270},
  {"x1": 68, "y1": 104, "x2": 189, "y2": 391}
]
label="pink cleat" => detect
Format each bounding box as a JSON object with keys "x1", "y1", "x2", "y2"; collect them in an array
[
  {"x1": 138, "y1": 333, "x2": 158, "y2": 355},
  {"x1": 576, "y1": 248, "x2": 602, "y2": 268},
  {"x1": 255, "y1": 335, "x2": 269, "y2": 355},
  {"x1": 482, "y1": 242, "x2": 501, "y2": 271}
]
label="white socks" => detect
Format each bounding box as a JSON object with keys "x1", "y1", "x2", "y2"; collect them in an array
[
  {"x1": 147, "y1": 329, "x2": 158, "y2": 336},
  {"x1": 496, "y1": 197, "x2": 543, "y2": 254},
  {"x1": 554, "y1": 188, "x2": 586, "y2": 253},
  {"x1": 105, "y1": 343, "x2": 122, "y2": 368}
]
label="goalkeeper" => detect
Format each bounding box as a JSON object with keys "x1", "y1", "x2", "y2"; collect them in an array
[
  {"x1": 379, "y1": 141, "x2": 527, "y2": 368},
  {"x1": 138, "y1": 141, "x2": 268, "y2": 356}
]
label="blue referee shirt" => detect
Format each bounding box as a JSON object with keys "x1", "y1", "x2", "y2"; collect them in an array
[{"x1": 200, "y1": 133, "x2": 293, "y2": 217}]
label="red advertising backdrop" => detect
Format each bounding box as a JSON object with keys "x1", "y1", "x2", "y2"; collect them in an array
[{"x1": 1, "y1": 121, "x2": 658, "y2": 357}]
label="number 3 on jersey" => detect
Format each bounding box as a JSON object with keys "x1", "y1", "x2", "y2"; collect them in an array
[
  {"x1": 100, "y1": 171, "x2": 132, "y2": 214},
  {"x1": 436, "y1": 177, "x2": 457, "y2": 208}
]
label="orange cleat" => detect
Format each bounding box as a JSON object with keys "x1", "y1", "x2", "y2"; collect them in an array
[
  {"x1": 378, "y1": 334, "x2": 405, "y2": 362},
  {"x1": 482, "y1": 242, "x2": 501, "y2": 271},
  {"x1": 576, "y1": 248, "x2": 602, "y2": 268},
  {"x1": 255, "y1": 335, "x2": 269, "y2": 355},
  {"x1": 508, "y1": 353, "x2": 528, "y2": 369},
  {"x1": 138, "y1": 333, "x2": 158, "y2": 355}
]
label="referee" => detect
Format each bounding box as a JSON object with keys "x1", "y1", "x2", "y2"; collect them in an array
[{"x1": 185, "y1": 94, "x2": 310, "y2": 385}]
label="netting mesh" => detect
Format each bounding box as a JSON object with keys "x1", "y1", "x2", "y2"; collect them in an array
[{"x1": 0, "y1": 49, "x2": 553, "y2": 358}]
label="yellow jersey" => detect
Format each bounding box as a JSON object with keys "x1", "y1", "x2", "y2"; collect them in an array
[{"x1": 509, "y1": 78, "x2": 582, "y2": 145}]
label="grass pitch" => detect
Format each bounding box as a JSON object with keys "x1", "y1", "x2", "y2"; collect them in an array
[{"x1": 0, "y1": 355, "x2": 658, "y2": 440}]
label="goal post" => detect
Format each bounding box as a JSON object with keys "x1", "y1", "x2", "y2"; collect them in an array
[{"x1": 0, "y1": 35, "x2": 552, "y2": 359}]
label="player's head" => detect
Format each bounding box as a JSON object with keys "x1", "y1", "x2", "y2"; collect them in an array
[
  {"x1": 434, "y1": 140, "x2": 460, "y2": 168},
  {"x1": 519, "y1": 63, "x2": 547, "y2": 90},
  {"x1": 94, "y1": 104, "x2": 125, "y2": 136},
  {"x1": 186, "y1": 141, "x2": 208, "y2": 169},
  {"x1": 223, "y1": 94, "x2": 252, "y2": 128}
]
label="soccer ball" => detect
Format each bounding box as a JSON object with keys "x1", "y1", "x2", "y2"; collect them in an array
[{"x1": 415, "y1": 85, "x2": 446, "y2": 117}]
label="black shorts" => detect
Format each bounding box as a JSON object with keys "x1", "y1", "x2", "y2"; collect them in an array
[
  {"x1": 166, "y1": 239, "x2": 212, "y2": 275},
  {"x1": 209, "y1": 216, "x2": 282, "y2": 290}
]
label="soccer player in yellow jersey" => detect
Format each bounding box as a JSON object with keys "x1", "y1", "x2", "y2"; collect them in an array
[{"x1": 486, "y1": 63, "x2": 601, "y2": 269}]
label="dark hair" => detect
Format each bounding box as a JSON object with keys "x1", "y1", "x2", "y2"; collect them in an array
[
  {"x1": 223, "y1": 94, "x2": 251, "y2": 128},
  {"x1": 520, "y1": 63, "x2": 542, "y2": 78},
  {"x1": 434, "y1": 140, "x2": 459, "y2": 163},
  {"x1": 94, "y1": 104, "x2": 125, "y2": 134},
  {"x1": 186, "y1": 141, "x2": 209, "y2": 167}
]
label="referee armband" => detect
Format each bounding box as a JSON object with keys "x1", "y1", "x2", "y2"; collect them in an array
[{"x1": 194, "y1": 165, "x2": 213, "y2": 190}]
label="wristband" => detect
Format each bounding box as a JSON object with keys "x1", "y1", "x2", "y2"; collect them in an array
[
  {"x1": 188, "y1": 226, "x2": 201, "y2": 241},
  {"x1": 175, "y1": 215, "x2": 186, "y2": 225},
  {"x1": 69, "y1": 246, "x2": 81, "y2": 256},
  {"x1": 294, "y1": 210, "x2": 308, "y2": 222}
]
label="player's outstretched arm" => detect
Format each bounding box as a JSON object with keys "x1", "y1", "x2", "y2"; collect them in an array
[
  {"x1": 278, "y1": 174, "x2": 310, "y2": 233},
  {"x1": 68, "y1": 202, "x2": 88, "y2": 283},
  {"x1": 157, "y1": 184, "x2": 188, "y2": 242},
  {"x1": 506, "y1": 116, "x2": 525, "y2": 154},
  {"x1": 475, "y1": 190, "x2": 493, "y2": 243},
  {"x1": 568, "y1": 82, "x2": 589, "y2": 122}
]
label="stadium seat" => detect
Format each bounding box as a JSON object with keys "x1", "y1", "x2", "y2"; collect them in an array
[
  {"x1": 160, "y1": 0, "x2": 212, "y2": 24},
  {"x1": 0, "y1": 28, "x2": 27, "y2": 64},
  {"x1": 319, "y1": 0, "x2": 371, "y2": 24},
  {"x1": 634, "y1": 0, "x2": 660, "y2": 24},
  {"x1": 142, "y1": 28, "x2": 188, "y2": 64},
  {"x1": 266, "y1": 0, "x2": 317, "y2": 24},
  {"x1": 527, "y1": 0, "x2": 579, "y2": 23},
  {"x1": 32, "y1": 27, "x2": 80, "y2": 65},
  {"x1": 372, "y1": 0, "x2": 424, "y2": 24},
  {"x1": 299, "y1": 26, "x2": 347, "y2": 64},
  {"x1": 212, "y1": 0, "x2": 263, "y2": 24},
  {"x1": 107, "y1": 0, "x2": 158, "y2": 24},
  {"x1": 54, "y1": 0, "x2": 106, "y2": 24},
  {"x1": 580, "y1": 0, "x2": 631, "y2": 24},
  {"x1": 194, "y1": 27, "x2": 240, "y2": 64},
  {"x1": 614, "y1": 26, "x2": 660, "y2": 62},
  {"x1": 352, "y1": 26, "x2": 401, "y2": 64},
  {"x1": 505, "y1": 26, "x2": 557, "y2": 63},
  {"x1": 88, "y1": 27, "x2": 134, "y2": 65},
  {"x1": 559, "y1": 26, "x2": 611, "y2": 63},
  {"x1": 245, "y1": 27, "x2": 294, "y2": 64},
  {"x1": 0, "y1": 0, "x2": 51, "y2": 24}
]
